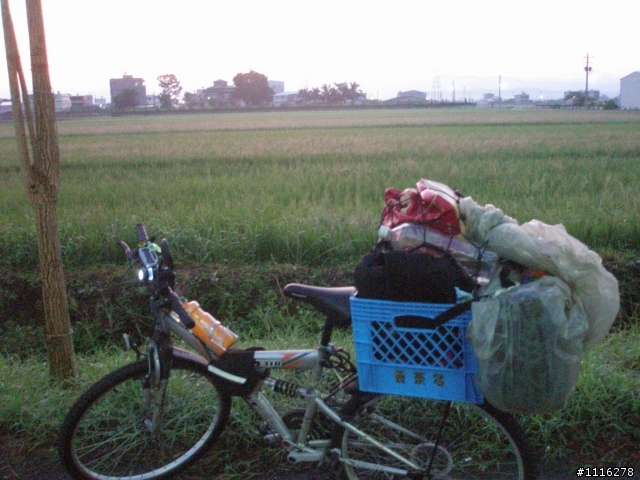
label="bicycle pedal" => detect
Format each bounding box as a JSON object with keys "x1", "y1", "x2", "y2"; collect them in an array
[
  {"x1": 258, "y1": 424, "x2": 281, "y2": 446},
  {"x1": 263, "y1": 433, "x2": 281, "y2": 446}
]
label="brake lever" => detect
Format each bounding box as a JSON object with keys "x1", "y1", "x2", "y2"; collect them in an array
[
  {"x1": 159, "y1": 239, "x2": 174, "y2": 271},
  {"x1": 119, "y1": 240, "x2": 139, "y2": 263}
]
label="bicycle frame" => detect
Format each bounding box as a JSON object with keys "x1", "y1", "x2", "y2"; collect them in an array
[
  {"x1": 147, "y1": 292, "x2": 428, "y2": 475},
  {"x1": 243, "y1": 371, "x2": 426, "y2": 474},
  {"x1": 244, "y1": 346, "x2": 332, "y2": 462},
  {"x1": 60, "y1": 225, "x2": 532, "y2": 480}
]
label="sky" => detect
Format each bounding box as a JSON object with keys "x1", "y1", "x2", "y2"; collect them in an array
[{"x1": 1, "y1": 0, "x2": 639, "y2": 103}]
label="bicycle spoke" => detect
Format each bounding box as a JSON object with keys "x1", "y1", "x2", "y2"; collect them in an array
[
  {"x1": 60, "y1": 358, "x2": 230, "y2": 480},
  {"x1": 341, "y1": 396, "x2": 532, "y2": 479}
]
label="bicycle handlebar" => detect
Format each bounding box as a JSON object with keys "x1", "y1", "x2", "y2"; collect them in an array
[
  {"x1": 120, "y1": 223, "x2": 196, "y2": 330},
  {"x1": 135, "y1": 223, "x2": 149, "y2": 243},
  {"x1": 119, "y1": 240, "x2": 135, "y2": 262}
]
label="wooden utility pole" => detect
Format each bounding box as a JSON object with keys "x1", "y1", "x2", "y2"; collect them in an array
[{"x1": 2, "y1": 0, "x2": 76, "y2": 381}]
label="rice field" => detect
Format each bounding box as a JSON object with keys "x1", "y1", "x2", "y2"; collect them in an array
[
  {"x1": 1, "y1": 108, "x2": 639, "y2": 270},
  {"x1": 1, "y1": 108, "x2": 639, "y2": 474}
]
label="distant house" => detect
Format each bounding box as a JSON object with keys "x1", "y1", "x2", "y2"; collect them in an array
[
  {"x1": 513, "y1": 92, "x2": 531, "y2": 105},
  {"x1": 145, "y1": 94, "x2": 160, "y2": 107},
  {"x1": 110, "y1": 74, "x2": 147, "y2": 106},
  {"x1": 70, "y1": 94, "x2": 94, "y2": 110},
  {"x1": 620, "y1": 72, "x2": 640, "y2": 109},
  {"x1": 200, "y1": 79, "x2": 237, "y2": 107},
  {"x1": 475, "y1": 93, "x2": 497, "y2": 108},
  {"x1": 272, "y1": 91, "x2": 300, "y2": 106},
  {"x1": 383, "y1": 90, "x2": 427, "y2": 104},
  {"x1": 54, "y1": 92, "x2": 72, "y2": 112},
  {"x1": 398, "y1": 90, "x2": 427, "y2": 100}
]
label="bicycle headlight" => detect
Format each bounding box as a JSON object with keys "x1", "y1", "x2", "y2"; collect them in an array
[
  {"x1": 138, "y1": 267, "x2": 154, "y2": 282},
  {"x1": 137, "y1": 245, "x2": 159, "y2": 283}
]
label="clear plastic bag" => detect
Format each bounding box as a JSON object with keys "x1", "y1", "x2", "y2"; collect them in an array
[
  {"x1": 519, "y1": 220, "x2": 619, "y2": 349},
  {"x1": 468, "y1": 276, "x2": 588, "y2": 414},
  {"x1": 460, "y1": 196, "x2": 619, "y2": 349}
]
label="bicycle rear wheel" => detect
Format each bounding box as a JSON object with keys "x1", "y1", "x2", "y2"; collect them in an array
[
  {"x1": 339, "y1": 395, "x2": 537, "y2": 479},
  {"x1": 59, "y1": 355, "x2": 231, "y2": 480}
]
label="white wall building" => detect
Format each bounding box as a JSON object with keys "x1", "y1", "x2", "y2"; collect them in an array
[
  {"x1": 620, "y1": 72, "x2": 640, "y2": 109},
  {"x1": 54, "y1": 92, "x2": 71, "y2": 112},
  {"x1": 70, "y1": 94, "x2": 94, "y2": 109},
  {"x1": 273, "y1": 91, "x2": 299, "y2": 105},
  {"x1": 513, "y1": 92, "x2": 531, "y2": 105},
  {"x1": 146, "y1": 94, "x2": 160, "y2": 106}
]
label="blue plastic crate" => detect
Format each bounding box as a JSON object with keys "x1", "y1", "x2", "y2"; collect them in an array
[{"x1": 350, "y1": 297, "x2": 483, "y2": 404}]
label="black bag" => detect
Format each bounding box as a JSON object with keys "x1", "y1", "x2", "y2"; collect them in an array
[{"x1": 354, "y1": 244, "x2": 476, "y2": 303}]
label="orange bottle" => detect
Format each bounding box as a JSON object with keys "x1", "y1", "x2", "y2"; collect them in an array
[{"x1": 182, "y1": 300, "x2": 237, "y2": 356}]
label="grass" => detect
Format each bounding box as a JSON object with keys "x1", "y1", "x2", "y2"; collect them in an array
[
  {"x1": 0, "y1": 108, "x2": 639, "y2": 475},
  {"x1": 3, "y1": 109, "x2": 639, "y2": 139},
  {"x1": 1, "y1": 109, "x2": 639, "y2": 271},
  {"x1": 1, "y1": 321, "x2": 638, "y2": 476},
  {"x1": 522, "y1": 324, "x2": 640, "y2": 464}
]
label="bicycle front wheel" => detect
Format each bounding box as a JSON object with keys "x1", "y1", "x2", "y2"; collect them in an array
[
  {"x1": 59, "y1": 356, "x2": 231, "y2": 480},
  {"x1": 340, "y1": 395, "x2": 537, "y2": 479}
]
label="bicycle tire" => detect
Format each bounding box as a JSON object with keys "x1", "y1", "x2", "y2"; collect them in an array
[
  {"x1": 339, "y1": 395, "x2": 537, "y2": 479},
  {"x1": 59, "y1": 355, "x2": 231, "y2": 480}
]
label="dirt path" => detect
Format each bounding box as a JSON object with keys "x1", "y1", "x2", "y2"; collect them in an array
[{"x1": 2, "y1": 435, "x2": 638, "y2": 480}]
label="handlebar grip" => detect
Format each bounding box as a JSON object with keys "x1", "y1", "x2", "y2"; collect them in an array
[
  {"x1": 119, "y1": 240, "x2": 132, "y2": 257},
  {"x1": 135, "y1": 223, "x2": 149, "y2": 243},
  {"x1": 159, "y1": 239, "x2": 174, "y2": 270},
  {"x1": 168, "y1": 289, "x2": 196, "y2": 329}
]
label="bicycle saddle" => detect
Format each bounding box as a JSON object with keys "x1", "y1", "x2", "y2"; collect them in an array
[{"x1": 283, "y1": 283, "x2": 355, "y2": 327}]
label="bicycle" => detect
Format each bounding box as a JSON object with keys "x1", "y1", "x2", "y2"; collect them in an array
[{"x1": 59, "y1": 223, "x2": 538, "y2": 479}]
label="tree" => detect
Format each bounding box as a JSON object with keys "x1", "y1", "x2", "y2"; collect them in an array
[
  {"x1": 298, "y1": 87, "x2": 311, "y2": 105},
  {"x1": 599, "y1": 99, "x2": 619, "y2": 110},
  {"x1": 2, "y1": 0, "x2": 76, "y2": 381},
  {"x1": 348, "y1": 81, "x2": 362, "y2": 104},
  {"x1": 113, "y1": 88, "x2": 139, "y2": 109},
  {"x1": 335, "y1": 82, "x2": 349, "y2": 102},
  {"x1": 320, "y1": 83, "x2": 341, "y2": 104},
  {"x1": 183, "y1": 91, "x2": 198, "y2": 109},
  {"x1": 232, "y1": 70, "x2": 274, "y2": 106},
  {"x1": 157, "y1": 73, "x2": 182, "y2": 108},
  {"x1": 310, "y1": 87, "x2": 322, "y2": 104},
  {"x1": 304, "y1": 81, "x2": 362, "y2": 105},
  {"x1": 320, "y1": 83, "x2": 332, "y2": 103}
]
